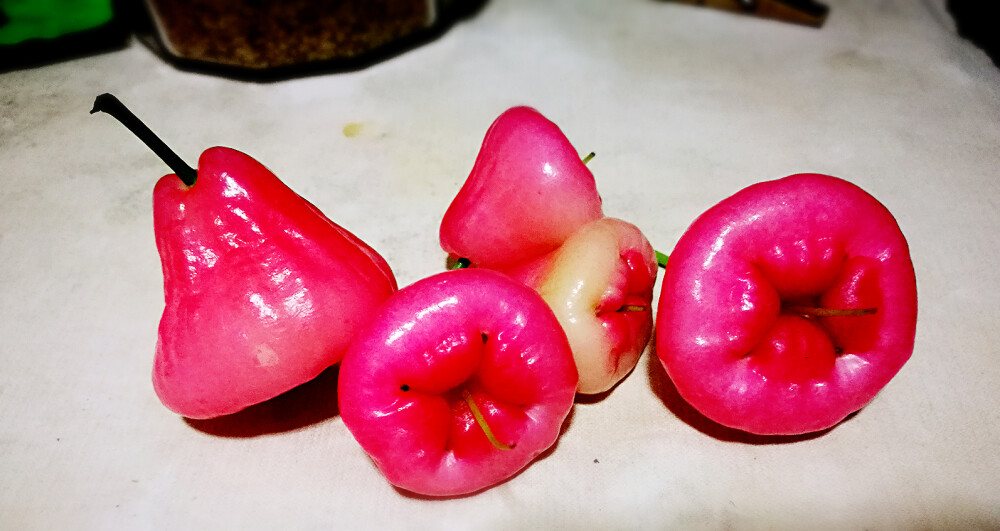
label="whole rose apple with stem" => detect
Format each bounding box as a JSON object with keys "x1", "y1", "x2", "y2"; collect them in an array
[
  {"x1": 656, "y1": 173, "x2": 917, "y2": 435},
  {"x1": 92, "y1": 93, "x2": 397, "y2": 419}
]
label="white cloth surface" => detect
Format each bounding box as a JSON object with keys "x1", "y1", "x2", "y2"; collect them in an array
[{"x1": 2, "y1": 0, "x2": 999, "y2": 528}]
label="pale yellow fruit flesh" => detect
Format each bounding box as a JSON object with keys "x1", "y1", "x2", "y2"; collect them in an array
[{"x1": 536, "y1": 218, "x2": 650, "y2": 394}]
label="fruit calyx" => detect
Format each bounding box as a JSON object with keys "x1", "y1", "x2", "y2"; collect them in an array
[
  {"x1": 90, "y1": 93, "x2": 198, "y2": 186},
  {"x1": 782, "y1": 304, "x2": 878, "y2": 317},
  {"x1": 461, "y1": 389, "x2": 514, "y2": 451}
]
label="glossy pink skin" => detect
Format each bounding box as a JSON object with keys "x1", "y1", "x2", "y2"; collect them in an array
[
  {"x1": 657, "y1": 174, "x2": 917, "y2": 435},
  {"x1": 338, "y1": 269, "x2": 578, "y2": 496},
  {"x1": 440, "y1": 106, "x2": 604, "y2": 270},
  {"x1": 153, "y1": 147, "x2": 397, "y2": 419}
]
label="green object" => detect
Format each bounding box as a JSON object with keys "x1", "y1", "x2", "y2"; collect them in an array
[
  {"x1": 0, "y1": 0, "x2": 113, "y2": 45},
  {"x1": 655, "y1": 250, "x2": 669, "y2": 268}
]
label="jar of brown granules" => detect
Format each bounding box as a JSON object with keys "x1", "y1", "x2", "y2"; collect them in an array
[{"x1": 138, "y1": 0, "x2": 482, "y2": 79}]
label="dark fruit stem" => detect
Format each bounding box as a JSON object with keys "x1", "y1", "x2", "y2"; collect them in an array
[
  {"x1": 581, "y1": 152, "x2": 596, "y2": 165},
  {"x1": 461, "y1": 389, "x2": 514, "y2": 451},
  {"x1": 450, "y1": 257, "x2": 471, "y2": 270},
  {"x1": 90, "y1": 93, "x2": 197, "y2": 186}
]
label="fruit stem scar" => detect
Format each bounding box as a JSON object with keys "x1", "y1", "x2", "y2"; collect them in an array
[
  {"x1": 655, "y1": 250, "x2": 669, "y2": 268},
  {"x1": 90, "y1": 93, "x2": 198, "y2": 187},
  {"x1": 450, "y1": 257, "x2": 471, "y2": 270},
  {"x1": 783, "y1": 305, "x2": 878, "y2": 317},
  {"x1": 581, "y1": 152, "x2": 596, "y2": 165},
  {"x1": 461, "y1": 389, "x2": 514, "y2": 451},
  {"x1": 617, "y1": 305, "x2": 647, "y2": 312}
]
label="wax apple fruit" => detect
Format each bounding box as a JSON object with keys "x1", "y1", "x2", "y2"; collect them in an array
[
  {"x1": 339, "y1": 269, "x2": 578, "y2": 496},
  {"x1": 517, "y1": 218, "x2": 658, "y2": 394},
  {"x1": 439, "y1": 106, "x2": 603, "y2": 270},
  {"x1": 153, "y1": 147, "x2": 397, "y2": 418},
  {"x1": 440, "y1": 107, "x2": 656, "y2": 394},
  {"x1": 92, "y1": 94, "x2": 397, "y2": 419},
  {"x1": 656, "y1": 173, "x2": 917, "y2": 435}
]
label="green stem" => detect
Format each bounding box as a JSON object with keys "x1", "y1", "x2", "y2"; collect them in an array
[
  {"x1": 581, "y1": 152, "x2": 595, "y2": 165},
  {"x1": 461, "y1": 389, "x2": 514, "y2": 451},
  {"x1": 450, "y1": 257, "x2": 471, "y2": 270},
  {"x1": 655, "y1": 250, "x2": 669, "y2": 268},
  {"x1": 90, "y1": 93, "x2": 197, "y2": 186}
]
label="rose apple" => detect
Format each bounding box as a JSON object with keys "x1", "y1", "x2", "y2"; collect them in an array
[
  {"x1": 439, "y1": 106, "x2": 603, "y2": 270},
  {"x1": 510, "y1": 217, "x2": 658, "y2": 394},
  {"x1": 656, "y1": 173, "x2": 917, "y2": 435},
  {"x1": 92, "y1": 94, "x2": 398, "y2": 419},
  {"x1": 152, "y1": 147, "x2": 397, "y2": 419},
  {"x1": 439, "y1": 107, "x2": 658, "y2": 394},
  {"x1": 338, "y1": 269, "x2": 578, "y2": 496}
]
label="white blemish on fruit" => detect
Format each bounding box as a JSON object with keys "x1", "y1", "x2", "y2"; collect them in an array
[{"x1": 254, "y1": 343, "x2": 280, "y2": 367}]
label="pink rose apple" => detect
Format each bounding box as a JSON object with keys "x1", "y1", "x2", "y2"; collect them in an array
[
  {"x1": 153, "y1": 147, "x2": 397, "y2": 419},
  {"x1": 656, "y1": 173, "x2": 917, "y2": 435},
  {"x1": 92, "y1": 94, "x2": 398, "y2": 420},
  {"x1": 439, "y1": 107, "x2": 658, "y2": 394},
  {"x1": 439, "y1": 106, "x2": 603, "y2": 270},
  {"x1": 338, "y1": 269, "x2": 578, "y2": 496}
]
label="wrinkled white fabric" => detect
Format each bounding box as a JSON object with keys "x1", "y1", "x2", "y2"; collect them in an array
[{"x1": 1, "y1": 0, "x2": 998, "y2": 528}]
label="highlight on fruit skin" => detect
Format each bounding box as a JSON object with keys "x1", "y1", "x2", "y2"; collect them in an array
[{"x1": 656, "y1": 173, "x2": 917, "y2": 436}]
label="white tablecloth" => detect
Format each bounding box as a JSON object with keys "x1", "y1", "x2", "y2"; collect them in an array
[{"x1": 2, "y1": 0, "x2": 999, "y2": 528}]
